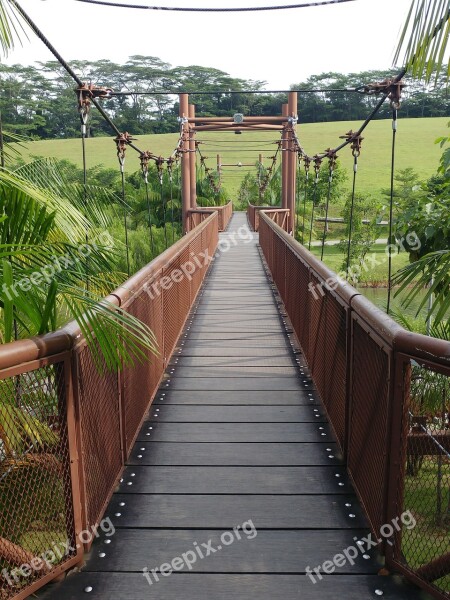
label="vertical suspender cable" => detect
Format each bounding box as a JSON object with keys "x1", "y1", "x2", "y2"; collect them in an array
[
  {"x1": 157, "y1": 157, "x2": 168, "y2": 249},
  {"x1": 116, "y1": 135, "x2": 131, "y2": 277},
  {"x1": 346, "y1": 151, "x2": 359, "y2": 274},
  {"x1": 301, "y1": 157, "x2": 310, "y2": 246},
  {"x1": 308, "y1": 157, "x2": 322, "y2": 251},
  {"x1": 295, "y1": 154, "x2": 302, "y2": 241},
  {"x1": 168, "y1": 158, "x2": 175, "y2": 244},
  {"x1": 321, "y1": 152, "x2": 336, "y2": 261},
  {"x1": 386, "y1": 108, "x2": 398, "y2": 315},
  {"x1": 78, "y1": 92, "x2": 90, "y2": 290},
  {"x1": 140, "y1": 152, "x2": 155, "y2": 258}
]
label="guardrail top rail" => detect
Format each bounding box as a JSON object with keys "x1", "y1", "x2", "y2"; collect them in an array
[
  {"x1": 258, "y1": 209, "x2": 450, "y2": 600},
  {"x1": 0, "y1": 212, "x2": 219, "y2": 600}
]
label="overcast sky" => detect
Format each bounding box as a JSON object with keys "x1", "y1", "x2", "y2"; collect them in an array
[{"x1": 5, "y1": 0, "x2": 414, "y2": 88}]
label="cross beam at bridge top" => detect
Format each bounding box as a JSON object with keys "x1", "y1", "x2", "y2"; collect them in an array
[{"x1": 178, "y1": 92, "x2": 298, "y2": 235}]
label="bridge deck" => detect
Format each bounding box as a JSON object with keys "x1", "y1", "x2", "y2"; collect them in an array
[{"x1": 39, "y1": 213, "x2": 424, "y2": 600}]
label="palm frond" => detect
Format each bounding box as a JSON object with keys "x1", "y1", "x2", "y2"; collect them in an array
[
  {"x1": 0, "y1": 167, "x2": 90, "y2": 242},
  {"x1": 394, "y1": 0, "x2": 450, "y2": 83},
  {"x1": 392, "y1": 249, "x2": 450, "y2": 324}
]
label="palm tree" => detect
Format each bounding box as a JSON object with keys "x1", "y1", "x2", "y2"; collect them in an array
[
  {"x1": 392, "y1": 0, "x2": 449, "y2": 328},
  {"x1": 0, "y1": 159, "x2": 158, "y2": 369},
  {"x1": 394, "y1": 0, "x2": 449, "y2": 83}
]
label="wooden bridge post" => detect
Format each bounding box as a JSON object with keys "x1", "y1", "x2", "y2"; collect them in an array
[
  {"x1": 287, "y1": 91, "x2": 298, "y2": 235},
  {"x1": 179, "y1": 94, "x2": 191, "y2": 233},
  {"x1": 189, "y1": 104, "x2": 197, "y2": 209}
]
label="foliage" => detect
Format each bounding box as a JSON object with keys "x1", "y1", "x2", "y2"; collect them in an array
[
  {"x1": 338, "y1": 193, "x2": 381, "y2": 270},
  {"x1": 394, "y1": 0, "x2": 450, "y2": 83},
  {"x1": 393, "y1": 124, "x2": 450, "y2": 328},
  {"x1": 0, "y1": 160, "x2": 158, "y2": 370},
  {"x1": 1, "y1": 61, "x2": 449, "y2": 140}
]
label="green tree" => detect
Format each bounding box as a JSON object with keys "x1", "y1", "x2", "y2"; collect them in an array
[{"x1": 338, "y1": 193, "x2": 381, "y2": 273}]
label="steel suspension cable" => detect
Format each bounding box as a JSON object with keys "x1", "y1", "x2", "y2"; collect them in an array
[
  {"x1": 301, "y1": 157, "x2": 310, "y2": 246},
  {"x1": 308, "y1": 157, "x2": 322, "y2": 251},
  {"x1": 156, "y1": 158, "x2": 168, "y2": 249},
  {"x1": 167, "y1": 158, "x2": 176, "y2": 245},
  {"x1": 74, "y1": 0, "x2": 356, "y2": 12},
  {"x1": 321, "y1": 151, "x2": 337, "y2": 261},
  {"x1": 79, "y1": 96, "x2": 91, "y2": 290},
  {"x1": 116, "y1": 147, "x2": 131, "y2": 276},
  {"x1": 295, "y1": 158, "x2": 302, "y2": 241},
  {"x1": 140, "y1": 152, "x2": 155, "y2": 257},
  {"x1": 345, "y1": 137, "x2": 363, "y2": 274},
  {"x1": 386, "y1": 106, "x2": 399, "y2": 315}
]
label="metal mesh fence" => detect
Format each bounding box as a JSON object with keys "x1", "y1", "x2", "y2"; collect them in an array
[
  {"x1": 322, "y1": 296, "x2": 348, "y2": 450},
  {"x1": 258, "y1": 210, "x2": 449, "y2": 600},
  {"x1": 75, "y1": 345, "x2": 122, "y2": 535},
  {"x1": 348, "y1": 318, "x2": 391, "y2": 535},
  {"x1": 0, "y1": 213, "x2": 219, "y2": 599},
  {"x1": 0, "y1": 358, "x2": 80, "y2": 600},
  {"x1": 391, "y1": 357, "x2": 450, "y2": 598}
]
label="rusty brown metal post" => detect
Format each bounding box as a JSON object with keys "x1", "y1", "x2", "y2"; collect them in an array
[
  {"x1": 189, "y1": 104, "x2": 197, "y2": 209},
  {"x1": 281, "y1": 104, "x2": 288, "y2": 210},
  {"x1": 287, "y1": 91, "x2": 298, "y2": 235},
  {"x1": 180, "y1": 94, "x2": 191, "y2": 233}
]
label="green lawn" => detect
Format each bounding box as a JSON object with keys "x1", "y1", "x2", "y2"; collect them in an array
[
  {"x1": 15, "y1": 116, "x2": 448, "y2": 198},
  {"x1": 310, "y1": 242, "x2": 410, "y2": 286}
]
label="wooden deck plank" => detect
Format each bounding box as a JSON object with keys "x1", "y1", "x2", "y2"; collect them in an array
[
  {"x1": 153, "y1": 391, "x2": 312, "y2": 405},
  {"x1": 137, "y1": 423, "x2": 331, "y2": 442},
  {"x1": 105, "y1": 494, "x2": 363, "y2": 529},
  {"x1": 116, "y1": 466, "x2": 352, "y2": 494},
  {"x1": 127, "y1": 443, "x2": 340, "y2": 466},
  {"x1": 146, "y1": 406, "x2": 325, "y2": 423},
  {"x1": 38, "y1": 573, "x2": 425, "y2": 600},
  {"x1": 84, "y1": 529, "x2": 377, "y2": 574},
  {"x1": 166, "y1": 378, "x2": 307, "y2": 391},
  {"x1": 172, "y1": 356, "x2": 297, "y2": 367}
]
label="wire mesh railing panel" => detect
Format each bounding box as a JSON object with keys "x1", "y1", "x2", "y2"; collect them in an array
[
  {"x1": 273, "y1": 233, "x2": 286, "y2": 300},
  {"x1": 76, "y1": 345, "x2": 122, "y2": 533},
  {"x1": 258, "y1": 217, "x2": 272, "y2": 270},
  {"x1": 286, "y1": 247, "x2": 311, "y2": 358},
  {"x1": 0, "y1": 360, "x2": 79, "y2": 600},
  {"x1": 348, "y1": 319, "x2": 391, "y2": 536},
  {"x1": 308, "y1": 274, "x2": 327, "y2": 401},
  {"x1": 122, "y1": 288, "x2": 164, "y2": 457},
  {"x1": 189, "y1": 233, "x2": 203, "y2": 301},
  {"x1": 285, "y1": 246, "x2": 310, "y2": 358},
  {"x1": 323, "y1": 296, "x2": 348, "y2": 451},
  {"x1": 391, "y1": 357, "x2": 450, "y2": 598}
]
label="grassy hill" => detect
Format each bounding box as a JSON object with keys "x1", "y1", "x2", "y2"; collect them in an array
[{"x1": 15, "y1": 116, "x2": 448, "y2": 198}]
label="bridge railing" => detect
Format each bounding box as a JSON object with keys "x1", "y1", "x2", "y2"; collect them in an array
[
  {"x1": 187, "y1": 201, "x2": 233, "y2": 232},
  {"x1": 247, "y1": 203, "x2": 290, "y2": 232},
  {"x1": 0, "y1": 212, "x2": 219, "y2": 600},
  {"x1": 259, "y1": 210, "x2": 450, "y2": 600}
]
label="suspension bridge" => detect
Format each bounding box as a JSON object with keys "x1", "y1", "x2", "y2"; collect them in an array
[{"x1": 0, "y1": 2, "x2": 449, "y2": 600}]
